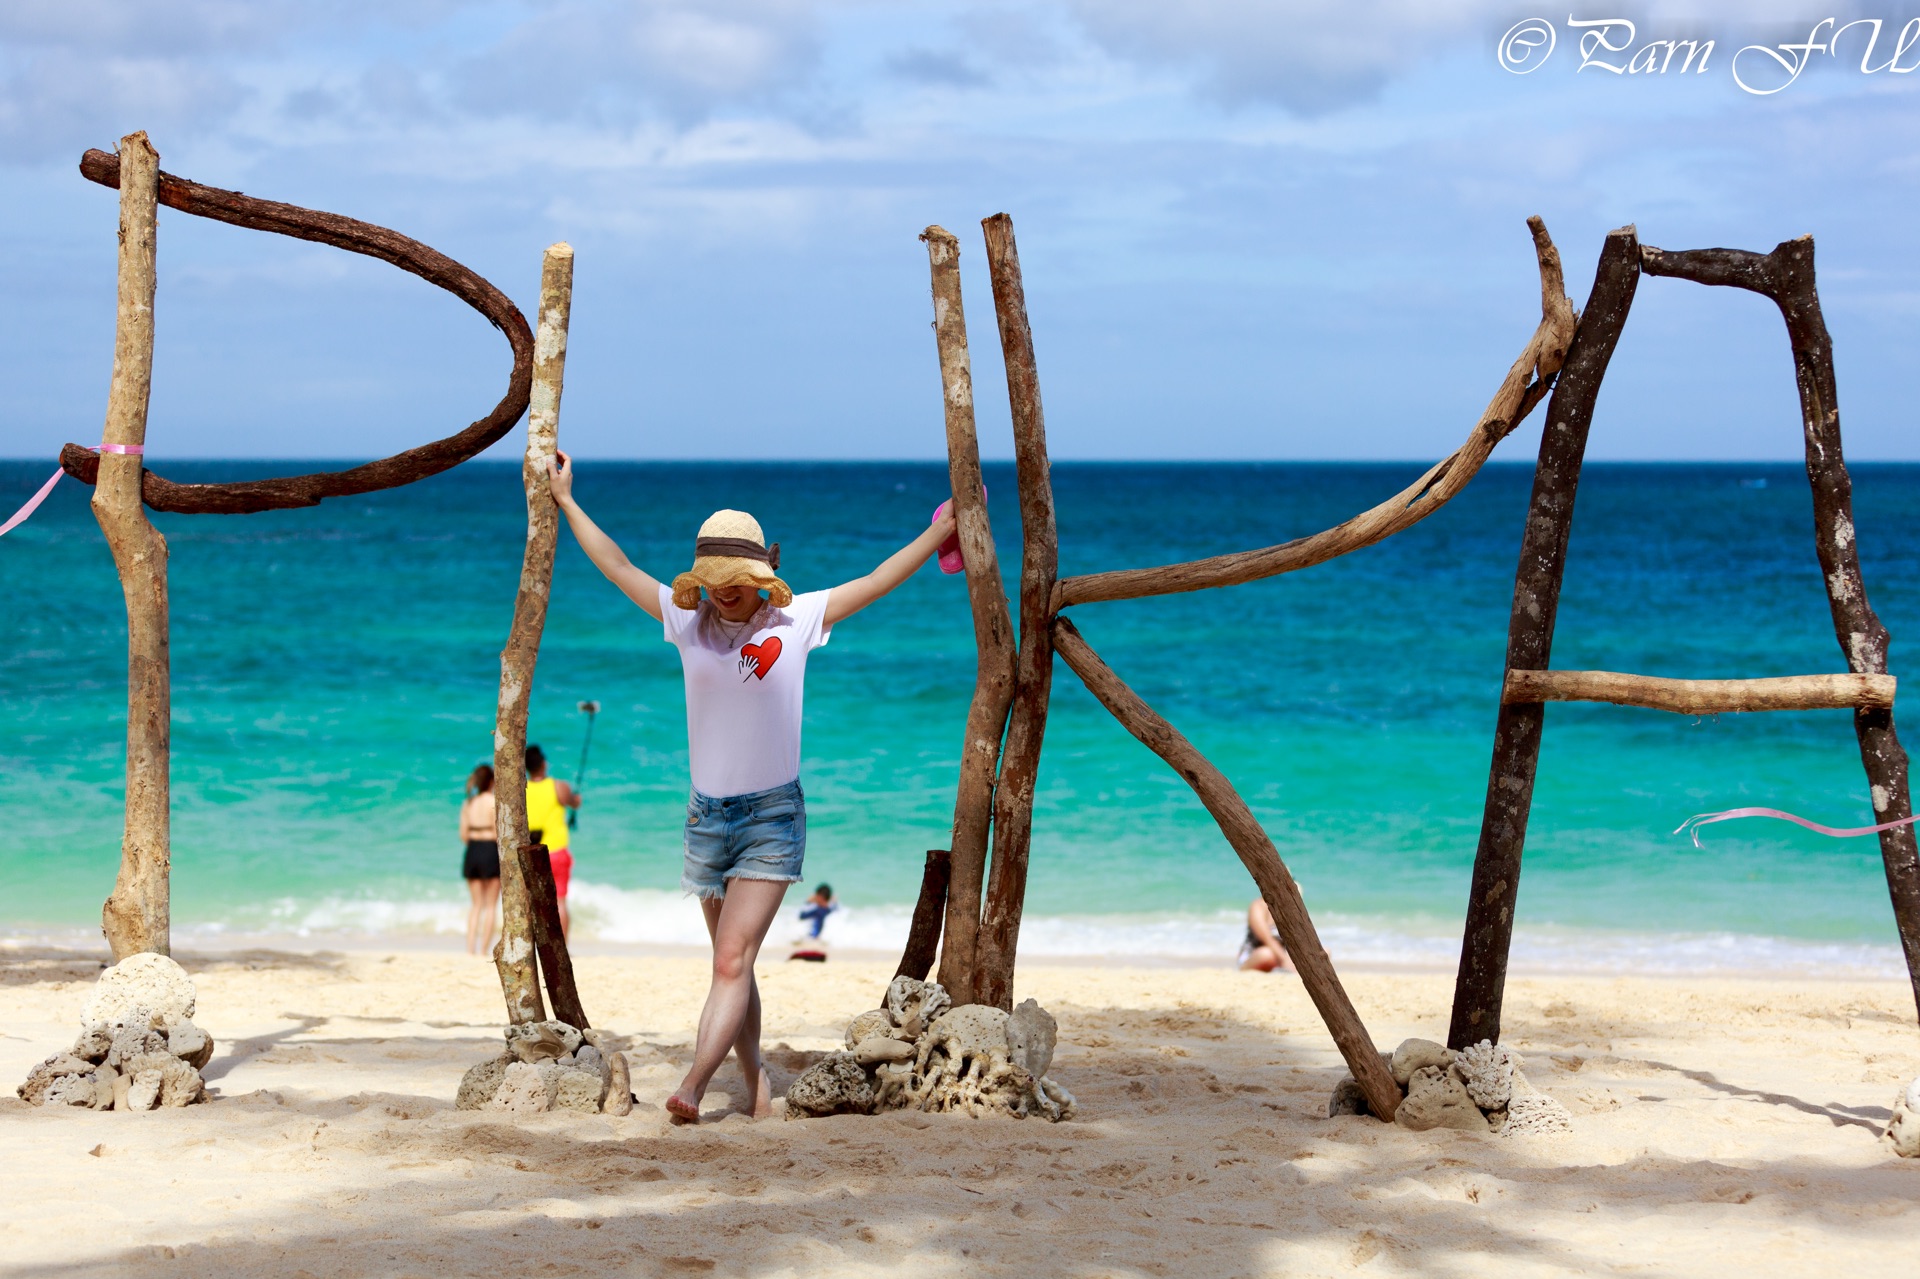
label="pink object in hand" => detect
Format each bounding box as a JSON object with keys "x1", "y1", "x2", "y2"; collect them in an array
[{"x1": 932, "y1": 486, "x2": 984, "y2": 574}]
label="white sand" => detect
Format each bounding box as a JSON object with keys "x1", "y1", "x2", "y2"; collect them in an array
[{"x1": 3, "y1": 944, "x2": 1917, "y2": 1277}]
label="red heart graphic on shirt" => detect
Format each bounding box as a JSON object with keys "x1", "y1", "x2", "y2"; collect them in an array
[{"x1": 740, "y1": 636, "x2": 782, "y2": 679}]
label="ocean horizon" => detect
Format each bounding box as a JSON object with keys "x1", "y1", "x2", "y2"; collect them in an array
[{"x1": 4, "y1": 458, "x2": 1916, "y2": 977}]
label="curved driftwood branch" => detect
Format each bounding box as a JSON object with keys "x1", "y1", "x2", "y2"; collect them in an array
[
  {"x1": 1053, "y1": 617, "x2": 1400, "y2": 1120},
  {"x1": 1505, "y1": 669, "x2": 1896, "y2": 715},
  {"x1": 1054, "y1": 217, "x2": 1576, "y2": 609},
  {"x1": 922, "y1": 226, "x2": 1017, "y2": 1007},
  {"x1": 1646, "y1": 235, "x2": 1920, "y2": 1021},
  {"x1": 975, "y1": 212, "x2": 1059, "y2": 1011},
  {"x1": 60, "y1": 147, "x2": 533, "y2": 515}
]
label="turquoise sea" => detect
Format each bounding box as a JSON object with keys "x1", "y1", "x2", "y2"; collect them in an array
[{"x1": 3, "y1": 459, "x2": 1916, "y2": 974}]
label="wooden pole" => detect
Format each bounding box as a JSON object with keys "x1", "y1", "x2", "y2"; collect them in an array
[
  {"x1": 1053, "y1": 618, "x2": 1401, "y2": 1120},
  {"x1": 922, "y1": 226, "x2": 1017, "y2": 1006},
  {"x1": 1643, "y1": 238, "x2": 1920, "y2": 1020},
  {"x1": 65, "y1": 148, "x2": 532, "y2": 515},
  {"x1": 493, "y1": 243, "x2": 574, "y2": 1025},
  {"x1": 1448, "y1": 228, "x2": 1643, "y2": 1050},
  {"x1": 1053, "y1": 217, "x2": 1574, "y2": 610},
  {"x1": 94, "y1": 131, "x2": 169, "y2": 963},
  {"x1": 893, "y1": 850, "x2": 952, "y2": 983},
  {"x1": 1504, "y1": 669, "x2": 1896, "y2": 715},
  {"x1": 975, "y1": 213, "x2": 1058, "y2": 1011},
  {"x1": 527, "y1": 845, "x2": 589, "y2": 1029}
]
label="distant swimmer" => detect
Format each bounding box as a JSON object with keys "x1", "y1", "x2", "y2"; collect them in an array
[
  {"x1": 525, "y1": 743, "x2": 582, "y2": 938},
  {"x1": 798, "y1": 883, "x2": 838, "y2": 940},
  {"x1": 1239, "y1": 897, "x2": 1293, "y2": 973},
  {"x1": 460, "y1": 764, "x2": 500, "y2": 956},
  {"x1": 791, "y1": 883, "x2": 838, "y2": 961}
]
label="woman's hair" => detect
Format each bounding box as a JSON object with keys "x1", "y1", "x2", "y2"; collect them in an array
[
  {"x1": 526, "y1": 744, "x2": 546, "y2": 773},
  {"x1": 468, "y1": 764, "x2": 495, "y2": 796}
]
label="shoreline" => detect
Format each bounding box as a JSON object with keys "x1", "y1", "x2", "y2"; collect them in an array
[{"x1": 3, "y1": 930, "x2": 1910, "y2": 984}]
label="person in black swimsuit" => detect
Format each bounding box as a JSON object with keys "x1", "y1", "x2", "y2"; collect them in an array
[
  {"x1": 461, "y1": 764, "x2": 501, "y2": 955},
  {"x1": 1238, "y1": 897, "x2": 1292, "y2": 972}
]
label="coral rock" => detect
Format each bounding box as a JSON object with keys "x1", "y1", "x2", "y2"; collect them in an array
[
  {"x1": 1328, "y1": 1076, "x2": 1371, "y2": 1118},
  {"x1": 1395, "y1": 1065, "x2": 1489, "y2": 1133},
  {"x1": 167, "y1": 1021, "x2": 215, "y2": 1071},
  {"x1": 72, "y1": 1024, "x2": 114, "y2": 1063},
  {"x1": 105, "y1": 1022, "x2": 168, "y2": 1072},
  {"x1": 506, "y1": 1021, "x2": 581, "y2": 1063},
  {"x1": 122, "y1": 1052, "x2": 203, "y2": 1107},
  {"x1": 604, "y1": 1051, "x2": 633, "y2": 1116},
  {"x1": 553, "y1": 1066, "x2": 606, "y2": 1114},
  {"x1": 45, "y1": 1073, "x2": 102, "y2": 1108},
  {"x1": 845, "y1": 1009, "x2": 896, "y2": 1048},
  {"x1": 124, "y1": 1069, "x2": 164, "y2": 1112},
  {"x1": 1006, "y1": 999, "x2": 1059, "y2": 1080},
  {"x1": 111, "y1": 1070, "x2": 133, "y2": 1112},
  {"x1": 1885, "y1": 1077, "x2": 1920, "y2": 1158},
  {"x1": 93, "y1": 1067, "x2": 119, "y2": 1110},
  {"x1": 1389, "y1": 1038, "x2": 1456, "y2": 1087},
  {"x1": 456, "y1": 1055, "x2": 514, "y2": 1111},
  {"x1": 18, "y1": 1054, "x2": 95, "y2": 1105},
  {"x1": 1457, "y1": 1039, "x2": 1516, "y2": 1111},
  {"x1": 852, "y1": 1036, "x2": 916, "y2": 1066},
  {"x1": 1500, "y1": 1071, "x2": 1573, "y2": 1137},
  {"x1": 491, "y1": 1061, "x2": 559, "y2": 1113},
  {"x1": 884, "y1": 977, "x2": 951, "y2": 1040},
  {"x1": 82, "y1": 953, "x2": 196, "y2": 1027},
  {"x1": 784, "y1": 1052, "x2": 876, "y2": 1119}
]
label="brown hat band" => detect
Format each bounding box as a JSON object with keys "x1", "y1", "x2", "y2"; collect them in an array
[{"x1": 696, "y1": 536, "x2": 780, "y2": 570}]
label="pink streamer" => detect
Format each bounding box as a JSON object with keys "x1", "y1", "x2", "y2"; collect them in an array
[
  {"x1": 0, "y1": 445, "x2": 147, "y2": 538},
  {"x1": 1674, "y1": 805, "x2": 1920, "y2": 849}
]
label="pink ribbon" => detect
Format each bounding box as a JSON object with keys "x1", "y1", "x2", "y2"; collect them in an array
[
  {"x1": 1674, "y1": 805, "x2": 1920, "y2": 849},
  {"x1": 0, "y1": 445, "x2": 146, "y2": 538}
]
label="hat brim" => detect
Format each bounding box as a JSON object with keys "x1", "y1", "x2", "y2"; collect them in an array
[{"x1": 671, "y1": 557, "x2": 793, "y2": 611}]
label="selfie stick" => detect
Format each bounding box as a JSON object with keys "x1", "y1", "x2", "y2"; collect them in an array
[{"x1": 569, "y1": 700, "x2": 599, "y2": 830}]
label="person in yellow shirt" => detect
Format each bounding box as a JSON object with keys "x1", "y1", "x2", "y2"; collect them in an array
[{"x1": 524, "y1": 743, "x2": 582, "y2": 937}]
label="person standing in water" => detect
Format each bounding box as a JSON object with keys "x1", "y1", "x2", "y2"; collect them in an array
[
  {"x1": 547, "y1": 449, "x2": 953, "y2": 1122},
  {"x1": 460, "y1": 764, "x2": 501, "y2": 956},
  {"x1": 524, "y1": 743, "x2": 582, "y2": 938}
]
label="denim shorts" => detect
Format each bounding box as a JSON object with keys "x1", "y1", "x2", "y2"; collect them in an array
[{"x1": 682, "y1": 779, "x2": 806, "y2": 900}]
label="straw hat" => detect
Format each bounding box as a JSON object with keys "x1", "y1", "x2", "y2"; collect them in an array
[{"x1": 671, "y1": 509, "x2": 791, "y2": 610}]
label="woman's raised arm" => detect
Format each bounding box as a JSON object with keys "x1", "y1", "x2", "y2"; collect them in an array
[
  {"x1": 548, "y1": 450, "x2": 665, "y2": 621},
  {"x1": 824, "y1": 505, "x2": 953, "y2": 626}
]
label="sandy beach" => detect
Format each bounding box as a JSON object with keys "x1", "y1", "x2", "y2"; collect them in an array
[{"x1": 2, "y1": 944, "x2": 1915, "y2": 1277}]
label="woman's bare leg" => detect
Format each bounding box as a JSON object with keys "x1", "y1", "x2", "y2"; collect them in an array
[
  {"x1": 465, "y1": 879, "x2": 485, "y2": 955},
  {"x1": 479, "y1": 879, "x2": 501, "y2": 956},
  {"x1": 669, "y1": 878, "x2": 789, "y2": 1120}
]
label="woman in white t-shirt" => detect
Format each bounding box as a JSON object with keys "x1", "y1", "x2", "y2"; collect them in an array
[{"x1": 548, "y1": 450, "x2": 955, "y2": 1121}]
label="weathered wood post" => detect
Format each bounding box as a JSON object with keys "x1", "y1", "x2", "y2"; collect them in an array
[
  {"x1": 975, "y1": 213, "x2": 1058, "y2": 1011},
  {"x1": 493, "y1": 242, "x2": 576, "y2": 1025},
  {"x1": 1447, "y1": 227, "x2": 1642, "y2": 1050},
  {"x1": 922, "y1": 226, "x2": 1016, "y2": 1006},
  {"x1": 93, "y1": 131, "x2": 170, "y2": 962},
  {"x1": 893, "y1": 850, "x2": 952, "y2": 983}
]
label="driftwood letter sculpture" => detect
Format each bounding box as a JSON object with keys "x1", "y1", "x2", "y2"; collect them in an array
[
  {"x1": 900, "y1": 213, "x2": 1578, "y2": 1120},
  {"x1": 69, "y1": 133, "x2": 535, "y2": 963}
]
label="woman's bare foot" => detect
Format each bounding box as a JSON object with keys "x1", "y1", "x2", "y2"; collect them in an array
[
  {"x1": 665, "y1": 1093, "x2": 701, "y2": 1124},
  {"x1": 743, "y1": 1069, "x2": 773, "y2": 1119}
]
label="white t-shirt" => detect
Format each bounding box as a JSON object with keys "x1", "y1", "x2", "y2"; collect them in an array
[{"x1": 660, "y1": 585, "x2": 832, "y2": 798}]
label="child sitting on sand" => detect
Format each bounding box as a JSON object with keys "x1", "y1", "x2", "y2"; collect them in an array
[{"x1": 547, "y1": 450, "x2": 953, "y2": 1121}]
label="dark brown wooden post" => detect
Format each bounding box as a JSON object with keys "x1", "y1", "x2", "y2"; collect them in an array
[
  {"x1": 526, "y1": 845, "x2": 590, "y2": 1029},
  {"x1": 1642, "y1": 238, "x2": 1920, "y2": 1020},
  {"x1": 893, "y1": 850, "x2": 952, "y2": 983},
  {"x1": 975, "y1": 212, "x2": 1059, "y2": 1011},
  {"x1": 1448, "y1": 227, "x2": 1643, "y2": 1050}
]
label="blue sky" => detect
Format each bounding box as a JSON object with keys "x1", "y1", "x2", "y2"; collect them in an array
[{"x1": 1, "y1": 1, "x2": 1916, "y2": 461}]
